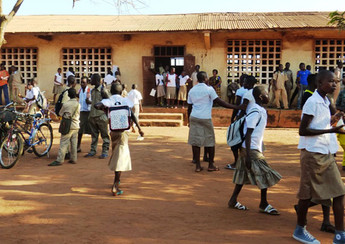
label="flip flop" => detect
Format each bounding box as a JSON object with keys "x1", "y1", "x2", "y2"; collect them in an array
[
  {"x1": 195, "y1": 167, "x2": 204, "y2": 172},
  {"x1": 111, "y1": 188, "x2": 123, "y2": 196},
  {"x1": 225, "y1": 164, "x2": 235, "y2": 170},
  {"x1": 229, "y1": 201, "x2": 248, "y2": 210},
  {"x1": 208, "y1": 166, "x2": 219, "y2": 172},
  {"x1": 260, "y1": 204, "x2": 280, "y2": 215}
]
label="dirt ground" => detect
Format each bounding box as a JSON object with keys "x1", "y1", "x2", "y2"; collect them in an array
[{"x1": 0, "y1": 124, "x2": 344, "y2": 244}]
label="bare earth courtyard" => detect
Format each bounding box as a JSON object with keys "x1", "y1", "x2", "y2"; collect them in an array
[{"x1": 0, "y1": 125, "x2": 344, "y2": 244}]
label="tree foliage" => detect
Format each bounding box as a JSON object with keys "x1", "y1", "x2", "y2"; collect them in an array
[{"x1": 329, "y1": 11, "x2": 345, "y2": 30}]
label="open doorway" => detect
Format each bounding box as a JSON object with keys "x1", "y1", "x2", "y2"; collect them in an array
[{"x1": 155, "y1": 57, "x2": 184, "y2": 75}]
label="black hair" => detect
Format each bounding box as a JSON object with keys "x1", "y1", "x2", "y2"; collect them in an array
[
  {"x1": 110, "y1": 83, "x2": 123, "y2": 95},
  {"x1": 253, "y1": 86, "x2": 265, "y2": 100},
  {"x1": 316, "y1": 70, "x2": 333, "y2": 87},
  {"x1": 68, "y1": 88, "x2": 77, "y2": 99},
  {"x1": 91, "y1": 73, "x2": 101, "y2": 83},
  {"x1": 81, "y1": 76, "x2": 89, "y2": 83},
  {"x1": 246, "y1": 75, "x2": 257, "y2": 86},
  {"x1": 132, "y1": 84, "x2": 137, "y2": 89},
  {"x1": 68, "y1": 67, "x2": 74, "y2": 72},
  {"x1": 307, "y1": 74, "x2": 317, "y2": 91},
  {"x1": 67, "y1": 75, "x2": 76, "y2": 86},
  {"x1": 197, "y1": 71, "x2": 207, "y2": 83},
  {"x1": 213, "y1": 69, "x2": 218, "y2": 74}
]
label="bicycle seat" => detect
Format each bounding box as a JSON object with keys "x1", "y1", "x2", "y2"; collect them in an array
[{"x1": 34, "y1": 113, "x2": 42, "y2": 118}]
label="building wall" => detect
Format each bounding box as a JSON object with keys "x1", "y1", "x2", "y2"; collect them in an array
[{"x1": 4, "y1": 29, "x2": 345, "y2": 100}]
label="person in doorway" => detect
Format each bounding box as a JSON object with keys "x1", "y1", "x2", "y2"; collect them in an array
[
  {"x1": 178, "y1": 71, "x2": 191, "y2": 108},
  {"x1": 166, "y1": 68, "x2": 178, "y2": 108},
  {"x1": 77, "y1": 76, "x2": 91, "y2": 153},
  {"x1": 48, "y1": 88, "x2": 80, "y2": 166},
  {"x1": 209, "y1": 69, "x2": 222, "y2": 98},
  {"x1": 272, "y1": 64, "x2": 289, "y2": 109},
  {"x1": 155, "y1": 69, "x2": 165, "y2": 106},
  {"x1": 85, "y1": 74, "x2": 110, "y2": 159},
  {"x1": 53, "y1": 68, "x2": 64, "y2": 104},
  {"x1": 284, "y1": 62, "x2": 294, "y2": 102},
  {"x1": 191, "y1": 65, "x2": 200, "y2": 87},
  {"x1": 187, "y1": 71, "x2": 244, "y2": 173},
  {"x1": 0, "y1": 63, "x2": 10, "y2": 105},
  {"x1": 228, "y1": 86, "x2": 281, "y2": 214},
  {"x1": 127, "y1": 84, "x2": 143, "y2": 132},
  {"x1": 293, "y1": 70, "x2": 345, "y2": 244}
]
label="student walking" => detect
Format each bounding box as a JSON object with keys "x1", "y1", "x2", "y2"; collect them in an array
[
  {"x1": 228, "y1": 86, "x2": 281, "y2": 213},
  {"x1": 178, "y1": 71, "x2": 191, "y2": 108},
  {"x1": 127, "y1": 84, "x2": 143, "y2": 132},
  {"x1": 292, "y1": 70, "x2": 345, "y2": 244},
  {"x1": 95, "y1": 83, "x2": 144, "y2": 196},
  {"x1": 187, "y1": 71, "x2": 242, "y2": 172},
  {"x1": 53, "y1": 68, "x2": 64, "y2": 104}
]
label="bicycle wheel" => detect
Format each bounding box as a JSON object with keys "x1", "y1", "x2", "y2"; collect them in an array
[
  {"x1": 33, "y1": 123, "x2": 53, "y2": 157},
  {"x1": 0, "y1": 131, "x2": 23, "y2": 169}
]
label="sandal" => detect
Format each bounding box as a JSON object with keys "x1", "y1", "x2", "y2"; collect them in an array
[
  {"x1": 195, "y1": 167, "x2": 204, "y2": 173},
  {"x1": 225, "y1": 164, "x2": 235, "y2": 170},
  {"x1": 229, "y1": 201, "x2": 248, "y2": 210},
  {"x1": 260, "y1": 204, "x2": 280, "y2": 215},
  {"x1": 111, "y1": 188, "x2": 123, "y2": 196},
  {"x1": 208, "y1": 166, "x2": 219, "y2": 172},
  {"x1": 320, "y1": 223, "x2": 335, "y2": 233}
]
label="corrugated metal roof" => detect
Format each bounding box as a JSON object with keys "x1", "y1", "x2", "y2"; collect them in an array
[{"x1": 5, "y1": 12, "x2": 335, "y2": 34}]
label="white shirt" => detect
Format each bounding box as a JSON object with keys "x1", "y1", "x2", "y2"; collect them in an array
[
  {"x1": 66, "y1": 71, "x2": 74, "y2": 78},
  {"x1": 179, "y1": 75, "x2": 190, "y2": 86},
  {"x1": 25, "y1": 87, "x2": 40, "y2": 106},
  {"x1": 127, "y1": 89, "x2": 143, "y2": 105},
  {"x1": 191, "y1": 71, "x2": 198, "y2": 86},
  {"x1": 166, "y1": 73, "x2": 177, "y2": 87},
  {"x1": 243, "y1": 89, "x2": 255, "y2": 113},
  {"x1": 104, "y1": 74, "x2": 116, "y2": 85},
  {"x1": 78, "y1": 86, "x2": 91, "y2": 112},
  {"x1": 298, "y1": 91, "x2": 337, "y2": 154},
  {"x1": 187, "y1": 83, "x2": 218, "y2": 119},
  {"x1": 101, "y1": 94, "x2": 134, "y2": 109},
  {"x1": 235, "y1": 87, "x2": 248, "y2": 99},
  {"x1": 242, "y1": 104, "x2": 267, "y2": 152},
  {"x1": 54, "y1": 72, "x2": 62, "y2": 85},
  {"x1": 155, "y1": 74, "x2": 164, "y2": 86}
]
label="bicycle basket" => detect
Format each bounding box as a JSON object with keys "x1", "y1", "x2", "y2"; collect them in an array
[{"x1": 0, "y1": 110, "x2": 16, "y2": 123}]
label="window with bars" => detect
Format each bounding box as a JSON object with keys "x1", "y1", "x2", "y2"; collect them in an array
[
  {"x1": 61, "y1": 48, "x2": 112, "y2": 82},
  {"x1": 0, "y1": 47, "x2": 38, "y2": 83},
  {"x1": 226, "y1": 40, "x2": 281, "y2": 84},
  {"x1": 154, "y1": 46, "x2": 185, "y2": 57},
  {"x1": 315, "y1": 40, "x2": 345, "y2": 72}
]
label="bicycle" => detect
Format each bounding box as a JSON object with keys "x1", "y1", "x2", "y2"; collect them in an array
[{"x1": 0, "y1": 103, "x2": 24, "y2": 169}]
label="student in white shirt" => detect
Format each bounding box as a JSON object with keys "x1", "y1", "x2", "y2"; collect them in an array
[
  {"x1": 95, "y1": 83, "x2": 144, "y2": 196},
  {"x1": 166, "y1": 68, "x2": 177, "y2": 108},
  {"x1": 155, "y1": 71, "x2": 165, "y2": 106},
  {"x1": 228, "y1": 86, "x2": 281, "y2": 215},
  {"x1": 66, "y1": 67, "x2": 75, "y2": 80},
  {"x1": 187, "y1": 71, "x2": 243, "y2": 173},
  {"x1": 178, "y1": 71, "x2": 191, "y2": 108},
  {"x1": 127, "y1": 84, "x2": 143, "y2": 132},
  {"x1": 104, "y1": 69, "x2": 116, "y2": 89},
  {"x1": 19, "y1": 79, "x2": 39, "y2": 114},
  {"x1": 77, "y1": 76, "x2": 91, "y2": 152},
  {"x1": 191, "y1": 65, "x2": 200, "y2": 87},
  {"x1": 236, "y1": 76, "x2": 257, "y2": 119},
  {"x1": 53, "y1": 68, "x2": 63, "y2": 104},
  {"x1": 293, "y1": 70, "x2": 345, "y2": 244}
]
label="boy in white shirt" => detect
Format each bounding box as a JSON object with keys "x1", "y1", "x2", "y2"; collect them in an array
[
  {"x1": 293, "y1": 70, "x2": 345, "y2": 244},
  {"x1": 127, "y1": 84, "x2": 143, "y2": 132},
  {"x1": 19, "y1": 79, "x2": 39, "y2": 114},
  {"x1": 104, "y1": 69, "x2": 116, "y2": 90},
  {"x1": 178, "y1": 71, "x2": 191, "y2": 108},
  {"x1": 52, "y1": 68, "x2": 63, "y2": 104},
  {"x1": 228, "y1": 86, "x2": 281, "y2": 214},
  {"x1": 187, "y1": 71, "x2": 242, "y2": 172}
]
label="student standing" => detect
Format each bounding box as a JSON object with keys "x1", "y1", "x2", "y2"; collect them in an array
[
  {"x1": 95, "y1": 83, "x2": 144, "y2": 196},
  {"x1": 336, "y1": 79, "x2": 345, "y2": 171},
  {"x1": 166, "y1": 68, "x2": 177, "y2": 108},
  {"x1": 272, "y1": 64, "x2": 289, "y2": 109},
  {"x1": 187, "y1": 71, "x2": 242, "y2": 172},
  {"x1": 127, "y1": 84, "x2": 143, "y2": 132},
  {"x1": 77, "y1": 76, "x2": 91, "y2": 152},
  {"x1": 155, "y1": 70, "x2": 165, "y2": 106},
  {"x1": 178, "y1": 71, "x2": 191, "y2": 108},
  {"x1": 0, "y1": 63, "x2": 10, "y2": 105},
  {"x1": 48, "y1": 88, "x2": 80, "y2": 166},
  {"x1": 85, "y1": 74, "x2": 110, "y2": 159},
  {"x1": 53, "y1": 68, "x2": 64, "y2": 104},
  {"x1": 296, "y1": 63, "x2": 311, "y2": 109},
  {"x1": 104, "y1": 69, "x2": 116, "y2": 90},
  {"x1": 293, "y1": 70, "x2": 345, "y2": 244},
  {"x1": 228, "y1": 86, "x2": 281, "y2": 213},
  {"x1": 8, "y1": 66, "x2": 23, "y2": 102},
  {"x1": 191, "y1": 65, "x2": 200, "y2": 87},
  {"x1": 284, "y1": 62, "x2": 294, "y2": 102},
  {"x1": 334, "y1": 61, "x2": 344, "y2": 102},
  {"x1": 209, "y1": 69, "x2": 222, "y2": 98}
]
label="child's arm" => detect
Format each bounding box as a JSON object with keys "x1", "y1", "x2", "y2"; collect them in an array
[
  {"x1": 299, "y1": 114, "x2": 344, "y2": 136},
  {"x1": 231, "y1": 95, "x2": 242, "y2": 123},
  {"x1": 131, "y1": 112, "x2": 144, "y2": 137},
  {"x1": 244, "y1": 128, "x2": 254, "y2": 170},
  {"x1": 214, "y1": 97, "x2": 245, "y2": 110}
]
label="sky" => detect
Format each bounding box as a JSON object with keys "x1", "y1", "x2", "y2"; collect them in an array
[{"x1": 2, "y1": 0, "x2": 345, "y2": 16}]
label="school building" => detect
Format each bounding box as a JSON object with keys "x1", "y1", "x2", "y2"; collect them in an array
[{"x1": 2, "y1": 12, "x2": 345, "y2": 106}]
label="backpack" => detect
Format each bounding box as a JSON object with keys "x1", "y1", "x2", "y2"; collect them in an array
[
  {"x1": 55, "y1": 89, "x2": 68, "y2": 116},
  {"x1": 36, "y1": 91, "x2": 47, "y2": 109},
  {"x1": 108, "y1": 102, "x2": 132, "y2": 131},
  {"x1": 226, "y1": 109, "x2": 261, "y2": 147}
]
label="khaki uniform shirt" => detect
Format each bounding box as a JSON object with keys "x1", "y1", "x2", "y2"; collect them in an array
[
  {"x1": 89, "y1": 85, "x2": 109, "y2": 118},
  {"x1": 273, "y1": 71, "x2": 288, "y2": 90},
  {"x1": 59, "y1": 98, "x2": 80, "y2": 130}
]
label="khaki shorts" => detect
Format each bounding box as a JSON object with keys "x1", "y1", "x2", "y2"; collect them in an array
[
  {"x1": 166, "y1": 87, "x2": 176, "y2": 99},
  {"x1": 178, "y1": 85, "x2": 187, "y2": 101},
  {"x1": 53, "y1": 84, "x2": 64, "y2": 94}
]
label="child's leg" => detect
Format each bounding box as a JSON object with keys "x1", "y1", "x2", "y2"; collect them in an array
[
  {"x1": 321, "y1": 205, "x2": 331, "y2": 225},
  {"x1": 203, "y1": 147, "x2": 209, "y2": 161},
  {"x1": 228, "y1": 184, "x2": 244, "y2": 207},
  {"x1": 297, "y1": 199, "x2": 311, "y2": 227},
  {"x1": 113, "y1": 171, "x2": 122, "y2": 189},
  {"x1": 205, "y1": 146, "x2": 218, "y2": 170},
  {"x1": 192, "y1": 146, "x2": 201, "y2": 171},
  {"x1": 333, "y1": 195, "x2": 344, "y2": 231},
  {"x1": 259, "y1": 188, "x2": 268, "y2": 209}
]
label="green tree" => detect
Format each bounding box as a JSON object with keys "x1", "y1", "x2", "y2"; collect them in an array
[{"x1": 329, "y1": 11, "x2": 345, "y2": 30}]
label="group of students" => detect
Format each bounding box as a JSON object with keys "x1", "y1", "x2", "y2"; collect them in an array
[
  {"x1": 187, "y1": 69, "x2": 345, "y2": 244},
  {"x1": 49, "y1": 73, "x2": 144, "y2": 196},
  {"x1": 154, "y1": 65, "x2": 222, "y2": 109}
]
